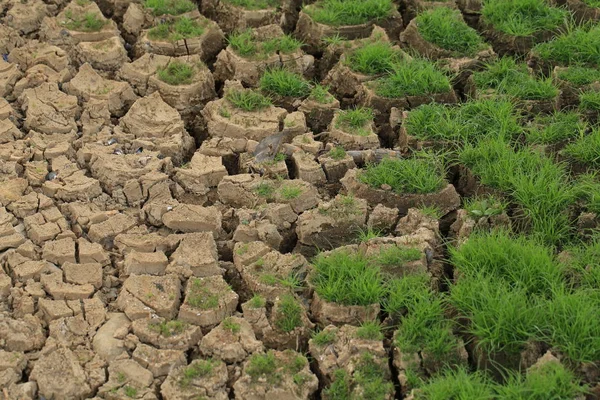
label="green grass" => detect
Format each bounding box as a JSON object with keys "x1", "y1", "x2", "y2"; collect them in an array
[
  {"x1": 335, "y1": 107, "x2": 373, "y2": 136},
  {"x1": 225, "y1": 89, "x2": 272, "y2": 111},
  {"x1": 223, "y1": 0, "x2": 278, "y2": 10},
  {"x1": 383, "y1": 273, "x2": 430, "y2": 317},
  {"x1": 563, "y1": 126, "x2": 600, "y2": 166},
  {"x1": 254, "y1": 181, "x2": 275, "y2": 198},
  {"x1": 259, "y1": 69, "x2": 312, "y2": 98},
  {"x1": 534, "y1": 25, "x2": 600, "y2": 66},
  {"x1": 148, "y1": 320, "x2": 186, "y2": 337},
  {"x1": 418, "y1": 205, "x2": 443, "y2": 219},
  {"x1": 481, "y1": 0, "x2": 567, "y2": 36},
  {"x1": 179, "y1": 359, "x2": 214, "y2": 387},
  {"x1": 474, "y1": 58, "x2": 559, "y2": 100},
  {"x1": 147, "y1": 16, "x2": 204, "y2": 42},
  {"x1": 375, "y1": 245, "x2": 422, "y2": 267},
  {"x1": 324, "y1": 354, "x2": 394, "y2": 399},
  {"x1": 311, "y1": 250, "x2": 384, "y2": 306},
  {"x1": 222, "y1": 317, "x2": 241, "y2": 334},
  {"x1": 356, "y1": 227, "x2": 382, "y2": 243},
  {"x1": 312, "y1": 328, "x2": 337, "y2": 346},
  {"x1": 562, "y1": 236, "x2": 600, "y2": 289},
  {"x1": 574, "y1": 173, "x2": 600, "y2": 214},
  {"x1": 329, "y1": 146, "x2": 347, "y2": 160},
  {"x1": 274, "y1": 294, "x2": 303, "y2": 333},
  {"x1": 123, "y1": 386, "x2": 138, "y2": 398},
  {"x1": 580, "y1": 90, "x2": 600, "y2": 111},
  {"x1": 464, "y1": 196, "x2": 506, "y2": 219},
  {"x1": 526, "y1": 111, "x2": 586, "y2": 145},
  {"x1": 415, "y1": 7, "x2": 486, "y2": 56},
  {"x1": 405, "y1": 98, "x2": 521, "y2": 144},
  {"x1": 303, "y1": 0, "x2": 393, "y2": 26},
  {"x1": 143, "y1": 0, "x2": 196, "y2": 15},
  {"x1": 358, "y1": 155, "x2": 446, "y2": 194},
  {"x1": 228, "y1": 30, "x2": 303, "y2": 58},
  {"x1": 414, "y1": 367, "x2": 495, "y2": 400},
  {"x1": 346, "y1": 41, "x2": 402, "y2": 75},
  {"x1": 582, "y1": 0, "x2": 600, "y2": 6},
  {"x1": 64, "y1": 12, "x2": 106, "y2": 32},
  {"x1": 157, "y1": 61, "x2": 195, "y2": 85},
  {"x1": 248, "y1": 294, "x2": 266, "y2": 308},
  {"x1": 280, "y1": 184, "x2": 302, "y2": 200},
  {"x1": 323, "y1": 369, "x2": 352, "y2": 399},
  {"x1": 374, "y1": 58, "x2": 451, "y2": 98},
  {"x1": 355, "y1": 321, "x2": 383, "y2": 340},
  {"x1": 186, "y1": 279, "x2": 219, "y2": 309},
  {"x1": 556, "y1": 65, "x2": 600, "y2": 86},
  {"x1": 309, "y1": 84, "x2": 334, "y2": 103}
]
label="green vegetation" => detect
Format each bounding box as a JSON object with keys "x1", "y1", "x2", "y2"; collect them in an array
[
  {"x1": 63, "y1": 11, "x2": 106, "y2": 32},
  {"x1": 415, "y1": 8, "x2": 486, "y2": 56},
  {"x1": 228, "y1": 30, "x2": 303, "y2": 58},
  {"x1": 346, "y1": 41, "x2": 402, "y2": 75},
  {"x1": 157, "y1": 61, "x2": 195, "y2": 85},
  {"x1": 323, "y1": 353, "x2": 394, "y2": 399},
  {"x1": 335, "y1": 107, "x2": 374, "y2": 136},
  {"x1": 359, "y1": 155, "x2": 446, "y2": 194},
  {"x1": 580, "y1": 90, "x2": 600, "y2": 111},
  {"x1": 179, "y1": 359, "x2": 214, "y2": 387},
  {"x1": 143, "y1": 0, "x2": 195, "y2": 15},
  {"x1": 309, "y1": 84, "x2": 334, "y2": 103},
  {"x1": 259, "y1": 69, "x2": 312, "y2": 98},
  {"x1": 186, "y1": 279, "x2": 219, "y2": 309},
  {"x1": 534, "y1": 25, "x2": 600, "y2": 66},
  {"x1": 526, "y1": 111, "x2": 586, "y2": 145},
  {"x1": 280, "y1": 184, "x2": 303, "y2": 200},
  {"x1": 225, "y1": 88, "x2": 272, "y2": 111},
  {"x1": 254, "y1": 181, "x2": 275, "y2": 198},
  {"x1": 248, "y1": 294, "x2": 266, "y2": 308},
  {"x1": 223, "y1": 0, "x2": 278, "y2": 10},
  {"x1": 148, "y1": 320, "x2": 186, "y2": 337},
  {"x1": 355, "y1": 321, "x2": 383, "y2": 340},
  {"x1": 374, "y1": 58, "x2": 451, "y2": 98},
  {"x1": 311, "y1": 250, "x2": 384, "y2": 306},
  {"x1": 274, "y1": 294, "x2": 303, "y2": 333},
  {"x1": 312, "y1": 329, "x2": 337, "y2": 346},
  {"x1": 481, "y1": 0, "x2": 567, "y2": 36},
  {"x1": 563, "y1": 127, "x2": 600, "y2": 166},
  {"x1": 246, "y1": 351, "x2": 306, "y2": 385},
  {"x1": 147, "y1": 17, "x2": 205, "y2": 42},
  {"x1": 474, "y1": 58, "x2": 559, "y2": 100},
  {"x1": 304, "y1": 0, "x2": 393, "y2": 26},
  {"x1": 329, "y1": 146, "x2": 347, "y2": 160},
  {"x1": 464, "y1": 196, "x2": 506, "y2": 219},
  {"x1": 247, "y1": 352, "x2": 278, "y2": 381},
  {"x1": 404, "y1": 98, "x2": 521, "y2": 144},
  {"x1": 123, "y1": 386, "x2": 138, "y2": 398},
  {"x1": 414, "y1": 368, "x2": 495, "y2": 399},
  {"x1": 222, "y1": 317, "x2": 241, "y2": 334},
  {"x1": 556, "y1": 65, "x2": 600, "y2": 86},
  {"x1": 356, "y1": 227, "x2": 382, "y2": 243},
  {"x1": 375, "y1": 245, "x2": 422, "y2": 268}
]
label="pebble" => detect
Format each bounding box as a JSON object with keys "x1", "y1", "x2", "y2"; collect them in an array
[
  {"x1": 45, "y1": 171, "x2": 57, "y2": 181},
  {"x1": 107, "y1": 138, "x2": 118, "y2": 146}
]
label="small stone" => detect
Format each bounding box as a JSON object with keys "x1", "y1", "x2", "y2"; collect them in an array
[
  {"x1": 46, "y1": 172, "x2": 57, "y2": 181},
  {"x1": 381, "y1": 184, "x2": 392, "y2": 191}
]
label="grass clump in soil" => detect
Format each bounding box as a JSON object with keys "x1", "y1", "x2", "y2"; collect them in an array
[
  {"x1": 474, "y1": 57, "x2": 558, "y2": 100},
  {"x1": 375, "y1": 245, "x2": 422, "y2": 267},
  {"x1": 157, "y1": 61, "x2": 195, "y2": 85},
  {"x1": 346, "y1": 41, "x2": 403, "y2": 75},
  {"x1": 274, "y1": 294, "x2": 303, "y2": 333},
  {"x1": 147, "y1": 16, "x2": 205, "y2": 42},
  {"x1": 359, "y1": 155, "x2": 446, "y2": 194},
  {"x1": 415, "y1": 7, "x2": 486, "y2": 56},
  {"x1": 563, "y1": 127, "x2": 600, "y2": 166},
  {"x1": 309, "y1": 84, "x2": 334, "y2": 103},
  {"x1": 580, "y1": 90, "x2": 600, "y2": 111},
  {"x1": 526, "y1": 111, "x2": 586, "y2": 145},
  {"x1": 405, "y1": 98, "x2": 521, "y2": 144},
  {"x1": 248, "y1": 294, "x2": 266, "y2": 308},
  {"x1": 186, "y1": 279, "x2": 219, "y2": 309},
  {"x1": 228, "y1": 30, "x2": 303, "y2": 58},
  {"x1": 259, "y1": 69, "x2": 312, "y2": 98},
  {"x1": 464, "y1": 195, "x2": 506, "y2": 219},
  {"x1": 329, "y1": 146, "x2": 347, "y2": 160},
  {"x1": 303, "y1": 0, "x2": 393, "y2": 26},
  {"x1": 533, "y1": 25, "x2": 600, "y2": 66},
  {"x1": 311, "y1": 250, "x2": 384, "y2": 306},
  {"x1": 225, "y1": 89, "x2": 272, "y2": 111},
  {"x1": 179, "y1": 359, "x2": 214, "y2": 387},
  {"x1": 280, "y1": 184, "x2": 302, "y2": 199},
  {"x1": 312, "y1": 329, "x2": 337, "y2": 346},
  {"x1": 323, "y1": 354, "x2": 394, "y2": 399},
  {"x1": 374, "y1": 58, "x2": 451, "y2": 98},
  {"x1": 148, "y1": 320, "x2": 186, "y2": 336},
  {"x1": 574, "y1": 174, "x2": 600, "y2": 215},
  {"x1": 143, "y1": 0, "x2": 195, "y2": 15},
  {"x1": 556, "y1": 65, "x2": 600, "y2": 86},
  {"x1": 355, "y1": 321, "x2": 383, "y2": 340},
  {"x1": 481, "y1": 0, "x2": 567, "y2": 37},
  {"x1": 63, "y1": 11, "x2": 106, "y2": 32},
  {"x1": 414, "y1": 367, "x2": 494, "y2": 399},
  {"x1": 222, "y1": 317, "x2": 241, "y2": 334},
  {"x1": 335, "y1": 107, "x2": 373, "y2": 136},
  {"x1": 223, "y1": 0, "x2": 278, "y2": 10}
]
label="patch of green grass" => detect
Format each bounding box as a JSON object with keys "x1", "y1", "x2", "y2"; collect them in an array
[
  {"x1": 497, "y1": 360, "x2": 588, "y2": 399},
  {"x1": 225, "y1": 88, "x2": 272, "y2": 111},
  {"x1": 383, "y1": 273, "x2": 430, "y2": 317},
  {"x1": 187, "y1": 279, "x2": 219, "y2": 309},
  {"x1": 464, "y1": 195, "x2": 506, "y2": 219},
  {"x1": 481, "y1": 0, "x2": 567, "y2": 37},
  {"x1": 574, "y1": 173, "x2": 600, "y2": 215},
  {"x1": 414, "y1": 367, "x2": 494, "y2": 400},
  {"x1": 248, "y1": 294, "x2": 266, "y2": 308},
  {"x1": 157, "y1": 61, "x2": 195, "y2": 85},
  {"x1": 355, "y1": 321, "x2": 383, "y2": 340},
  {"x1": 526, "y1": 111, "x2": 586, "y2": 145},
  {"x1": 223, "y1": 0, "x2": 278, "y2": 10},
  {"x1": 254, "y1": 181, "x2": 275, "y2": 198},
  {"x1": 335, "y1": 107, "x2": 373, "y2": 136},
  {"x1": 222, "y1": 317, "x2": 241, "y2": 334},
  {"x1": 374, "y1": 58, "x2": 451, "y2": 98},
  {"x1": 416, "y1": 7, "x2": 486, "y2": 56},
  {"x1": 356, "y1": 227, "x2": 382, "y2": 243},
  {"x1": 359, "y1": 155, "x2": 446, "y2": 194},
  {"x1": 148, "y1": 320, "x2": 186, "y2": 337},
  {"x1": 247, "y1": 352, "x2": 279, "y2": 381},
  {"x1": 323, "y1": 369, "x2": 352, "y2": 399},
  {"x1": 143, "y1": 0, "x2": 196, "y2": 15},
  {"x1": 64, "y1": 12, "x2": 106, "y2": 32},
  {"x1": 582, "y1": 0, "x2": 600, "y2": 6},
  {"x1": 375, "y1": 245, "x2": 422, "y2": 266},
  {"x1": 329, "y1": 146, "x2": 347, "y2": 160},
  {"x1": 311, "y1": 250, "x2": 385, "y2": 306},
  {"x1": 259, "y1": 69, "x2": 312, "y2": 98},
  {"x1": 309, "y1": 84, "x2": 334, "y2": 103},
  {"x1": 280, "y1": 184, "x2": 303, "y2": 200},
  {"x1": 562, "y1": 235, "x2": 600, "y2": 289},
  {"x1": 179, "y1": 359, "x2": 214, "y2": 387},
  {"x1": 228, "y1": 30, "x2": 303, "y2": 57},
  {"x1": 346, "y1": 41, "x2": 402, "y2": 75},
  {"x1": 534, "y1": 25, "x2": 600, "y2": 66},
  {"x1": 304, "y1": 0, "x2": 393, "y2": 26},
  {"x1": 418, "y1": 205, "x2": 443, "y2": 219},
  {"x1": 563, "y1": 126, "x2": 600, "y2": 166},
  {"x1": 274, "y1": 294, "x2": 303, "y2": 333},
  {"x1": 352, "y1": 353, "x2": 395, "y2": 399},
  {"x1": 147, "y1": 16, "x2": 205, "y2": 42},
  {"x1": 580, "y1": 90, "x2": 600, "y2": 111},
  {"x1": 474, "y1": 57, "x2": 559, "y2": 100},
  {"x1": 312, "y1": 329, "x2": 337, "y2": 346},
  {"x1": 123, "y1": 386, "x2": 138, "y2": 398},
  {"x1": 556, "y1": 65, "x2": 600, "y2": 86}
]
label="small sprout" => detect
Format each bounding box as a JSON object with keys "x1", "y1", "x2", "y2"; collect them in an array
[
  {"x1": 116, "y1": 372, "x2": 127, "y2": 383},
  {"x1": 123, "y1": 386, "x2": 138, "y2": 398},
  {"x1": 312, "y1": 329, "x2": 336, "y2": 346},
  {"x1": 222, "y1": 317, "x2": 241, "y2": 334},
  {"x1": 329, "y1": 146, "x2": 346, "y2": 160},
  {"x1": 248, "y1": 294, "x2": 266, "y2": 308},
  {"x1": 179, "y1": 359, "x2": 214, "y2": 388}
]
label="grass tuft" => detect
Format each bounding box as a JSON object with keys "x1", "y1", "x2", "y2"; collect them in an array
[
  {"x1": 534, "y1": 25, "x2": 600, "y2": 66},
  {"x1": 556, "y1": 65, "x2": 600, "y2": 86},
  {"x1": 312, "y1": 329, "x2": 337, "y2": 346},
  {"x1": 148, "y1": 320, "x2": 186, "y2": 337},
  {"x1": 228, "y1": 30, "x2": 303, "y2": 58},
  {"x1": 64, "y1": 12, "x2": 106, "y2": 32},
  {"x1": 414, "y1": 367, "x2": 494, "y2": 399},
  {"x1": 481, "y1": 0, "x2": 567, "y2": 37},
  {"x1": 309, "y1": 84, "x2": 334, "y2": 103},
  {"x1": 329, "y1": 146, "x2": 347, "y2": 160},
  {"x1": 143, "y1": 0, "x2": 196, "y2": 15},
  {"x1": 579, "y1": 90, "x2": 600, "y2": 111},
  {"x1": 186, "y1": 279, "x2": 219, "y2": 309},
  {"x1": 374, "y1": 58, "x2": 451, "y2": 98},
  {"x1": 179, "y1": 359, "x2": 214, "y2": 387},
  {"x1": 157, "y1": 61, "x2": 195, "y2": 85},
  {"x1": 147, "y1": 16, "x2": 205, "y2": 42},
  {"x1": 346, "y1": 41, "x2": 402, "y2": 75},
  {"x1": 335, "y1": 107, "x2": 374, "y2": 136},
  {"x1": 304, "y1": 0, "x2": 393, "y2": 26},
  {"x1": 355, "y1": 321, "x2": 384, "y2": 340},
  {"x1": 563, "y1": 126, "x2": 600, "y2": 166},
  {"x1": 274, "y1": 294, "x2": 303, "y2": 333},
  {"x1": 222, "y1": 317, "x2": 241, "y2": 334},
  {"x1": 223, "y1": 0, "x2": 278, "y2": 10},
  {"x1": 259, "y1": 69, "x2": 312, "y2": 98},
  {"x1": 225, "y1": 89, "x2": 272, "y2": 111},
  {"x1": 526, "y1": 111, "x2": 586, "y2": 145}
]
